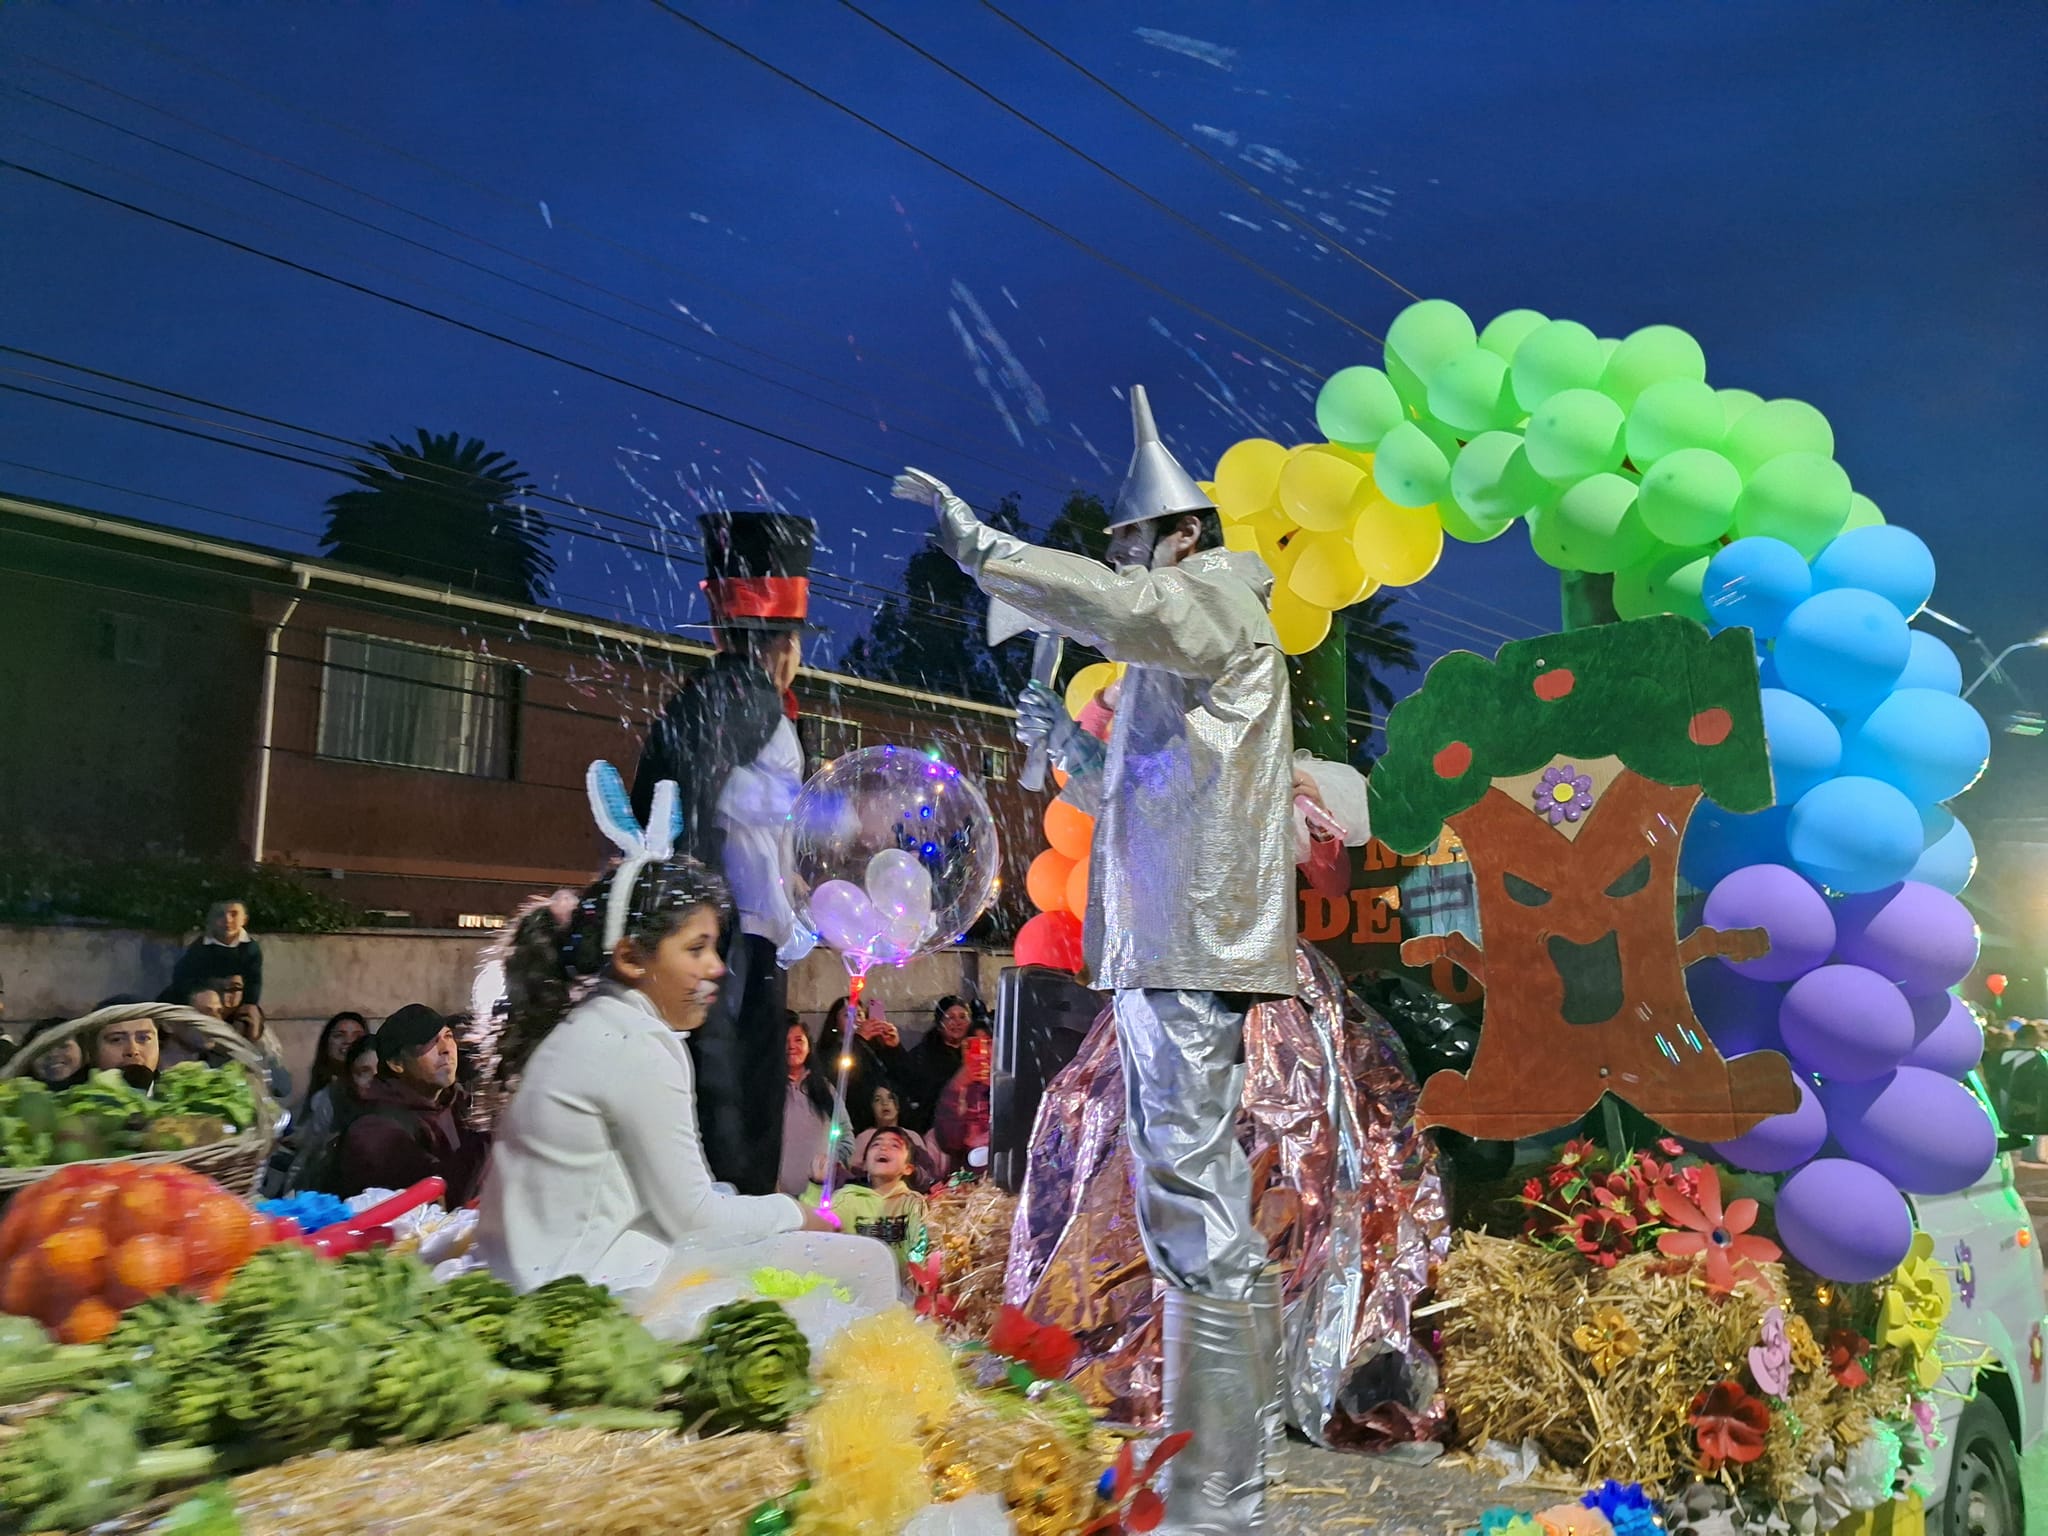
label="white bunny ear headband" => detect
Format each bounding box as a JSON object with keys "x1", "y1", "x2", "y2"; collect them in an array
[{"x1": 586, "y1": 761, "x2": 682, "y2": 958}]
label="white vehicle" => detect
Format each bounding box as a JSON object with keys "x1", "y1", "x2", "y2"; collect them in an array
[{"x1": 1911, "y1": 1072, "x2": 2047, "y2": 1536}]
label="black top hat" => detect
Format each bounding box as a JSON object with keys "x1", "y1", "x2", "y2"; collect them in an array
[{"x1": 699, "y1": 511, "x2": 818, "y2": 631}]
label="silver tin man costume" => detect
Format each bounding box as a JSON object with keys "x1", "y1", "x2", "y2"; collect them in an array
[{"x1": 896, "y1": 387, "x2": 1297, "y2": 1532}]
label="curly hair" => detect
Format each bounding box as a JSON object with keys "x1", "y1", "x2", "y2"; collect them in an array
[{"x1": 497, "y1": 857, "x2": 732, "y2": 1079}]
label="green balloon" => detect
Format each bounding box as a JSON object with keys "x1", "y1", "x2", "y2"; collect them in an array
[
  {"x1": 1447, "y1": 431, "x2": 1539, "y2": 531},
  {"x1": 1625, "y1": 379, "x2": 1725, "y2": 468},
  {"x1": 1722, "y1": 398, "x2": 1835, "y2": 476},
  {"x1": 1427, "y1": 347, "x2": 1517, "y2": 433},
  {"x1": 1477, "y1": 308, "x2": 1548, "y2": 360},
  {"x1": 1316, "y1": 366, "x2": 1406, "y2": 449},
  {"x1": 1731, "y1": 450, "x2": 1852, "y2": 555},
  {"x1": 1385, "y1": 299, "x2": 1477, "y2": 383},
  {"x1": 1600, "y1": 324, "x2": 1707, "y2": 410},
  {"x1": 1437, "y1": 496, "x2": 1514, "y2": 543},
  {"x1": 1614, "y1": 544, "x2": 1714, "y2": 623},
  {"x1": 1529, "y1": 473, "x2": 1652, "y2": 573},
  {"x1": 1372, "y1": 420, "x2": 1451, "y2": 508},
  {"x1": 1717, "y1": 388, "x2": 1763, "y2": 432},
  {"x1": 1636, "y1": 446, "x2": 1742, "y2": 545},
  {"x1": 1523, "y1": 387, "x2": 1626, "y2": 483},
  {"x1": 1384, "y1": 349, "x2": 1430, "y2": 412},
  {"x1": 1511, "y1": 319, "x2": 1605, "y2": 411},
  {"x1": 1842, "y1": 491, "x2": 1886, "y2": 531}
]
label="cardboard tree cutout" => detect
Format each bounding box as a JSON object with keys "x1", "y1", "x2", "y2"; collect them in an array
[{"x1": 1368, "y1": 615, "x2": 1801, "y2": 1142}]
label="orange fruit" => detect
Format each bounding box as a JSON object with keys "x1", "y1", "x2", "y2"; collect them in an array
[
  {"x1": 177, "y1": 1196, "x2": 253, "y2": 1278},
  {"x1": 37, "y1": 1225, "x2": 109, "y2": 1292},
  {"x1": 0, "y1": 1256, "x2": 45, "y2": 1319},
  {"x1": 112, "y1": 1234, "x2": 186, "y2": 1297},
  {"x1": 107, "y1": 1181, "x2": 179, "y2": 1244},
  {"x1": 57, "y1": 1297, "x2": 120, "y2": 1345}
]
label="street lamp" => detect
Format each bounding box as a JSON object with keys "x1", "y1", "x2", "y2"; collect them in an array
[{"x1": 1962, "y1": 634, "x2": 2048, "y2": 700}]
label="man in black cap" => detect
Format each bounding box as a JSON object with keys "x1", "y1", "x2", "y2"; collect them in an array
[
  {"x1": 633, "y1": 511, "x2": 819, "y2": 1196},
  {"x1": 337, "y1": 1003, "x2": 491, "y2": 1203}
]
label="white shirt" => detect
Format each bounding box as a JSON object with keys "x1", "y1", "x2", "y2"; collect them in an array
[
  {"x1": 476, "y1": 985, "x2": 803, "y2": 1292},
  {"x1": 716, "y1": 716, "x2": 805, "y2": 947}
]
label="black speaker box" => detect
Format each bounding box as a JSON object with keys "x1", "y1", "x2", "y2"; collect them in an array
[{"x1": 991, "y1": 964, "x2": 1106, "y2": 1193}]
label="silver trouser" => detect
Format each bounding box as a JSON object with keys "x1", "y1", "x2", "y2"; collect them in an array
[
  {"x1": 1160, "y1": 1289, "x2": 1268, "y2": 1532},
  {"x1": 1113, "y1": 988, "x2": 1267, "y2": 1303}
]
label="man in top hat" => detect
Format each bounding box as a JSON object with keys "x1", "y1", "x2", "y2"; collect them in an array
[
  {"x1": 633, "y1": 510, "x2": 819, "y2": 1197},
  {"x1": 893, "y1": 387, "x2": 1296, "y2": 1533}
]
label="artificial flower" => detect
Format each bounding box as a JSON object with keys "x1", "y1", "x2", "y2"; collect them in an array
[
  {"x1": 1784, "y1": 1312, "x2": 1823, "y2": 1376},
  {"x1": 1535, "y1": 764, "x2": 1595, "y2": 825},
  {"x1": 797, "y1": 1386, "x2": 929, "y2": 1536},
  {"x1": 1081, "y1": 1433, "x2": 1189, "y2": 1535},
  {"x1": 816, "y1": 1306, "x2": 960, "y2": 1430},
  {"x1": 1878, "y1": 1232, "x2": 1953, "y2": 1390},
  {"x1": 1573, "y1": 1198, "x2": 1640, "y2": 1268},
  {"x1": 1535, "y1": 1504, "x2": 1611, "y2": 1536},
  {"x1": 908, "y1": 1254, "x2": 958, "y2": 1322},
  {"x1": 1579, "y1": 1481, "x2": 1653, "y2": 1522},
  {"x1": 1006, "y1": 1434, "x2": 1085, "y2": 1536},
  {"x1": 1571, "y1": 1307, "x2": 1643, "y2": 1377},
  {"x1": 989, "y1": 1304, "x2": 1080, "y2": 1382},
  {"x1": 1689, "y1": 1379, "x2": 1771, "y2": 1472},
  {"x1": 1911, "y1": 1396, "x2": 1941, "y2": 1451},
  {"x1": 1653, "y1": 1164, "x2": 1780, "y2": 1295},
  {"x1": 1826, "y1": 1329, "x2": 1871, "y2": 1390},
  {"x1": 1748, "y1": 1306, "x2": 1793, "y2": 1397}
]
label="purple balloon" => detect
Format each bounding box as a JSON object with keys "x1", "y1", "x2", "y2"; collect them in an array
[
  {"x1": 1900, "y1": 992, "x2": 1984, "y2": 1079},
  {"x1": 1820, "y1": 1067, "x2": 1997, "y2": 1195},
  {"x1": 1778, "y1": 964, "x2": 1913, "y2": 1082},
  {"x1": 1704, "y1": 863, "x2": 1836, "y2": 981},
  {"x1": 1713, "y1": 1073, "x2": 1828, "y2": 1173},
  {"x1": 1686, "y1": 961, "x2": 1788, "y2": 1058},
  {"x1": 1833, "y1": 881, "x2": 1981, "y2": 994},
  {"x1": 1775, "y1": 1158, "x2": 1914, "y2": 1283}
]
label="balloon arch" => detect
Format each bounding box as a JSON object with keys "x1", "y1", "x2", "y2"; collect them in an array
[{"x1": 1015, "y1": 297, "x2": 1995, "y2": 1285}]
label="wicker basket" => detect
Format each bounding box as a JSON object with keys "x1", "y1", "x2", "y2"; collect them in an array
[{"x1": 0, "y1": 1003, "x2": 281, "y2": 1206}]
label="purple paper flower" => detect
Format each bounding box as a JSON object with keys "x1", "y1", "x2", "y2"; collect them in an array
[
  {"x1": 1534, "y1": 763, "x2": 1595, "y2": 825},
  {"x1": 1748, "y1": 1305, "x2": 1793, "y2": 1398}
]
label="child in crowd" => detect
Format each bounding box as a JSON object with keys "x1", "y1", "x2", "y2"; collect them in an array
[
  {"x1": 808, "y1": 1126, "x2": 929, "y2": 1284},
  {"x1": 848, "y1": 1084, "x2": 942, "y2": 1188}
]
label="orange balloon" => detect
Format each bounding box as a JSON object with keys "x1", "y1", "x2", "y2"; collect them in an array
[
  {"x1": 1043, "y1": 798, "x2": 1095, "y2": 862},
  {"x1": 1026, "y1": 848, "x2": 1077, "y2": 913},
  {"x1": 1065, "y1": 855, "x2": 1091, "y2": 916}
]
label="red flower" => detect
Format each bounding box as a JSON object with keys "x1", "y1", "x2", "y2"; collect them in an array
[
  {"x1": 1573, "y1": 1199, "x2": 1639, "y2": 1268},
  {"x1": 1827, "y1": 1329, "x2": 1870, "y2": 1389},
  {"x1": 1082, "y1": 1433, "x2": 1190, "y2": 1535},
  {"x1": 1653, "y1": 1165, "x2": 1780, "y2": 1295},
  {"x1": 1521, "y1": 1176, "x2": 1545, "y2": 1204},
  {"x1": 1557, "y1": 1138, "x2": 1600, "y2": 1168},
  {"x1": 909, "y1": 1255, "x2": 957, "y2": 1321},
  {"x1": 988, "y1": 1304, "x2": 1080, "y2": 1382},
  {"x1": 1656, "y1": 1138, "x2": 1684, "y2": 1157},
  {"x1": 1690, "y1": 1379, "x2": 1771, "y2": 1472}
]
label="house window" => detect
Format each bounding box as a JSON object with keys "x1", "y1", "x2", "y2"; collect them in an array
[
  {"x1": 980, "y1": 745, "x2": 1010, "y2": 782},
  {"x1": 317, "y1": 630, "x2": 515, "y2": 778},
  {"x1": 806, "y1": 715, "x2": 862, "y2": 771}
]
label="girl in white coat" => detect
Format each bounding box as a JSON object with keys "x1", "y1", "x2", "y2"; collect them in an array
[{"x1": 475, "y1": 841, "x2": 899, "y2": 1345}]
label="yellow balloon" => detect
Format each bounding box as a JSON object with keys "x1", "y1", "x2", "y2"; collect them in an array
[
  {"x1": 1212, "y1": 438, "x2": 1288, "y2": 522},
  {"x1": 1063, "y1": 661, "x2": 1124, "y2": 719},
  {"x1": 1222, "y1": 519, "x2": 1261, "y2": 553},
  {"x1": 1351, "y1": 493, "x2": 1446, "y2": 587},
  {"x1": 1268, "y1": 581, "x2": 1333, "y2": 654},
  {"x1": 1287, "y1": 528, "x2": 1373, "y2": 609},
  {"x1": 1277, "y1": 444, "x2": 1368, "y2": 533},
  {"x1": 1261, "y1": 524, "x2": 1302, "y2": 578}
]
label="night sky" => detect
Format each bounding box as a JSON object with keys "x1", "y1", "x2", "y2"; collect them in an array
[{"x1": 3, "y1": 2, "x2": 2043, "y2": 706}]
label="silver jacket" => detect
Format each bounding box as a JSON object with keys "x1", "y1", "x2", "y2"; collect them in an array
[{"x1": 936, "y1": 494, "x2": 1298, "y2": 996}]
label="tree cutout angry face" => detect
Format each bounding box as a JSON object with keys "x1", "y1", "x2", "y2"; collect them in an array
[{"x1": 1368, "y1": 618, "x2": 1800, "y2": 1142}]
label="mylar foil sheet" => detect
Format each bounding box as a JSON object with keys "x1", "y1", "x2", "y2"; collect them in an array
[{"x1": 1003, "y1": 943, "x2": 1450, "y2": 1445}]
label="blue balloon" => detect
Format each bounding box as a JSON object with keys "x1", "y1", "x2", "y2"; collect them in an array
[
  {"x1": 1702, "y1": 536, "x2": 1811, "y2": 640},
  {"x1": 1760, "y1": 688, "x2": 1841, "y2": 803},
  {"x1": 1756, "y1": 651, "x2": 1783, "y2": 691},
  {"x1": 1911, "y1": 806, "x2": 1977, "y2": 895},
  {"x1": 1681, "y1": 801, "x2": 1790, "y2": 892},
  {"x1": 1773, "y1": 589, "x2": 1911, "y2": 715},
  {"x1": 1896, "y1": 630, "x2": 1963, "y2": 694},
  {"x1": 1785, "y1": 775, "x2": 1923, "y2": 893},
  {"x1": 1685, "y1": 959, "x2": 1788, "y2": 1057},
  {"x1": 1838, "y1": 688, "x2": 1991, "y2": 805},
  {"x1": 1810, "y1": 525, "x2": 1937, "y2": 619}
]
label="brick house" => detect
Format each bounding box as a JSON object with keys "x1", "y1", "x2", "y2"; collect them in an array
[{"x1": 0, "y1": 492, "x2": 1035, "y2": 932}]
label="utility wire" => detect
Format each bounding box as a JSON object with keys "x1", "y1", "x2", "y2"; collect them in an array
[
  {"x1": 980, "y1": 2, "x2": 1421, "y2": 304},
  {"x1": 830, "y1": 0, "x2": 1381, "y2": 345},
  {"x1": 641, "y1": 0, "x2": 1322, "y2": 377}
]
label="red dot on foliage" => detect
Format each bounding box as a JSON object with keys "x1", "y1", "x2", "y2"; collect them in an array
[
  {"x1": 1434, "y1": 741, "x2": 1473, "y2": 778},
  {"x1": 1532, "y1": 668, "x2": 1576, "y2": 701},
  {"x1": 1689, "y1": 708, "x2": 1733, "y2": 746}
]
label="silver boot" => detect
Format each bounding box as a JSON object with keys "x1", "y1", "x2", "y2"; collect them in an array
[
  {"x1": 1159, "y1": 1288, "x2": 1268, "y2": 1534},
  {"x1": 1248, "y1": 1265, "x2": 1287, "y2": 1471}
]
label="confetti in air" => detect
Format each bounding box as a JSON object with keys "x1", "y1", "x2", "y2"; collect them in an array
[
  {"x1": 1134, "y1": 28, "x2": 1239, "y2": 71},
  {"x1": 538, "y1": 201, "x2": 552, "y2": 229}
]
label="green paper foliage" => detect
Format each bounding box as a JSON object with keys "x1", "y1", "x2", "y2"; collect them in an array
[{"x1": 1367, "y1": 616, "x2": 1771, "y2": 854}]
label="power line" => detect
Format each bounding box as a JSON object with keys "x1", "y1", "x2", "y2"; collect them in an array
[
  {"x1": 640, "y1": 0, "x2": 1322, "y2": 377},
  {"x1": 4, "y1": 70, "x2": 1082, "y2": 499},
  {"x1": 829, "y1": 0, "x2": 1381, "y2": 346},
  {"x1": 979, "y1": 3, "x2": 1421, "y2": 304}
]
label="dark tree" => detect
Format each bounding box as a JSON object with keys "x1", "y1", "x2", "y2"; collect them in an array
[
  {"x1": 321, "y1": 430, "x2": 553, "y2": 602},
  {"x1": 1344, "y1": 591, "x2": 1420, "y2": 763}
]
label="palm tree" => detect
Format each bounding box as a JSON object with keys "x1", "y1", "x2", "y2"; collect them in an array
[
  {"x1": 321, "y1": 430, "x2": 554, "y2": 602},
  {"x1": 1344, "y1": 590, "x2": 1419, "y2": 764}
]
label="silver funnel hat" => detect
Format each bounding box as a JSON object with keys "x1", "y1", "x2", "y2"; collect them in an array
[{"x1": 1109, "y1": 386, "x2": 1217, "y2": 531}]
